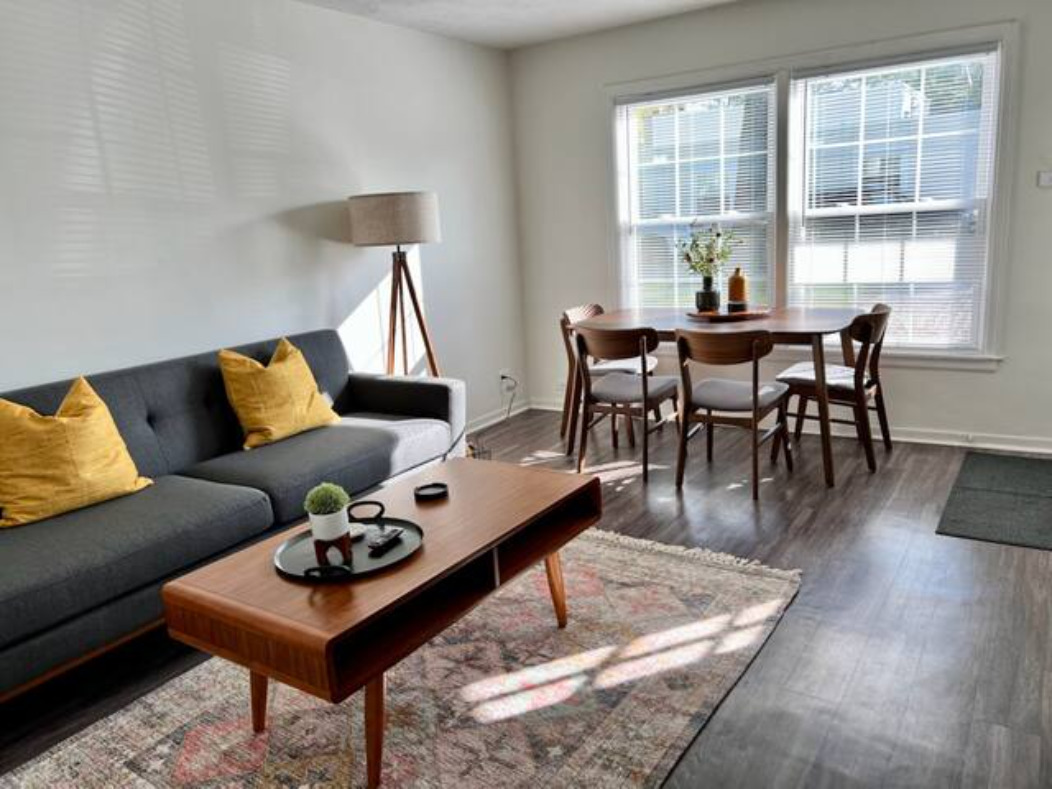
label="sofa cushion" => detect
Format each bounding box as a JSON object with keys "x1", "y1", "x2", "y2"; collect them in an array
[
  {"x1": 182, "y1": 414, "x2": 452, "y2": 524},
  {"x1": 0, "y1": 475, "x2": 273, "y2": 650}
]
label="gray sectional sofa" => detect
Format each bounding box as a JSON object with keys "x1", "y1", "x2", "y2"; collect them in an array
[{"x1": 0, "y1": 330, "x2": 466, "y2": 697}]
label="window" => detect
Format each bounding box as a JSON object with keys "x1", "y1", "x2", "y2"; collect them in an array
[
  {"x1": 613, "y1": 40, "x2": 1007, "y2": 356},
  {"x1": 616, "y1": 82, "x2": 777, "y2": 310},
  {"x1": 788, "y1": 51, "x2": 1001, "y2": 350}
]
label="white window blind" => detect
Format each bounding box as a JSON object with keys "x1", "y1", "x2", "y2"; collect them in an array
[
  {"x1": 617, "y1": 82, "x2": 777, "y2": 310},
  {"x1": 788, "y1": 50, "x2": 1001, "y2": 350}
]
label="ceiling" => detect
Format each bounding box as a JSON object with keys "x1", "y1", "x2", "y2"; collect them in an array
[{"x1": 301, "y1": 0, "x2": 739, "y2": 49}]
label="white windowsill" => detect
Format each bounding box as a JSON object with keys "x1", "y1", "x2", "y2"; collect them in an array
[
  {"x1": 655, "y1": 342, "x2": 1003, "y2": 372},
  {"x1": 767, "y1": 345, "x2": 1004, "y2": 372}
]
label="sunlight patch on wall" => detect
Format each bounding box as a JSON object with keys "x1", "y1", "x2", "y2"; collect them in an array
[{"x1": 221, "y1": 43, "x2": 291, "y2": 199}]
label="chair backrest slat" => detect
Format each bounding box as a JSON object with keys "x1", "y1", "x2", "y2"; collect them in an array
[
  {"x1": 575, "y1": 325, "x2": 659, "y2": 362},
  {"x1": 848, "y1": 304, "x2": 891, "y2": 345},
  {"x1": 560, "y1": 304, "x2": 606, "y2": 367},
  {"x1": 563, "y1": 303, "x2": 604, "y2": 326},
  {"x1": 848, "y1": 303, "x2": 892, "y2": 385},
  {"x1": 675, "y1": 329, "x2": 773, "y2": 366}
]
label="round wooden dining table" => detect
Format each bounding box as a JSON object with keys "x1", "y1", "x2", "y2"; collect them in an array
[{"x1": 575, "y1": 306, "x2": 865, "y2": 487}]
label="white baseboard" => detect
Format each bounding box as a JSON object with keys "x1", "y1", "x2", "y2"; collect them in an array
[
  {"x1": 467, "y1": 401, "x2": 533, "y2": 433},
  {"x1": 879, "y1": 427, "x2": 1052, "y2": 456},
  {"x1": 521, "y1": 397, "x2": 1052, "y2": 456},
  {"x1": 530, "y1": 398, "x2": 564, "y2": 413}
]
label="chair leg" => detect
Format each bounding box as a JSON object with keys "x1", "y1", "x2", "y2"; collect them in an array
[
  {"x1": 641, "y1": 407, "x2": 650, "y2": 484},
  {"x1": 706, "y1": 410, "x2": 714, "y2": 462},
  {"x1": 751, "y1": 420, "x2": 760, "y2": 501},
  {"x1": 794, "y1": 395, "x2": 808, "y2": 444},
  {"x1": 771, "y1": 413, "x2": 782, "y2": 465},
  {"x1": 853, "y1": 398, "x2": 868, "y2": 446},
  {"x1": 611, "y1": 408, "x2": 619, "y2": 450},
  {"x1": 653, "y1": 406, "x2": 663, "y2": 430},
  {"x1": 856, "y1": 398, "x2": 877, "y2": 473},
  {"x1": 874, "y1": 389, "x2": 892, "y2": 451},
  {"x1": 624, "y1": 407, "x2": 636, "y2": 448},
  {"x1": 781, "y1": 402, "x2": 794, "y2": 473},
  {"x1": 559, "y1": 363, "x2": 574, "y2": 438},
  {"x1": 576, "y1": 404, "x2": 590, "y2": 473},
  {"x1": 675, "y1": 410, "x2": 689, "y2": 489},
  {"x1": 565, "y1": 372, "x2": 581, "y2": 456}
]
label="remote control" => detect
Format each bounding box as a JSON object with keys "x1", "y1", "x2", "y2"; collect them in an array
[{"x1": 368, "y1": 527, "x2": 404, "y2": 556}]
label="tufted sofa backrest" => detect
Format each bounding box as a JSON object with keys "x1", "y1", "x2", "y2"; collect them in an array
[{"x1": 0, "y1": 330, "x2": 350, "y2": 478}]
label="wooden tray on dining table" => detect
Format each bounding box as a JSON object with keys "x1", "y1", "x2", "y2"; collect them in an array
[{"x1": 686, "y1": 307, "x2": 771, "y2": 323}]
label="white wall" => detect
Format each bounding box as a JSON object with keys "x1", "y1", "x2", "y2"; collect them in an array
[
  {"x1": 0, "y1": 0, "x2": 525, "y2": 425},
  {"x1": 511, "y1": 0, "x2": 1052, "y2": 451}
]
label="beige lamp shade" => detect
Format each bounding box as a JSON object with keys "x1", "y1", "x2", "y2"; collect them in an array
[{"x1": 346, "y1": 191, "x2": 441, "y2": 247}]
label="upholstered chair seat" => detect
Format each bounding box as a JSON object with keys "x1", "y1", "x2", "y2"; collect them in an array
[
  {"x1": 776, "y1": 361, "x2": 867, "y2": 391},
  {"x1": 691, "y1": 379, "x2": 789, "y2": 412},
  {"x1": 591, "y1": 373, "x2": 678, "y2": 405}
]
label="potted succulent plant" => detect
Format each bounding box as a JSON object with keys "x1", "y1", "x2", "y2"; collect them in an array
[
  {"x1": 679, "y1": 223, "x2": 740, "y2": 312},
  {"x1": 304, "y1": 482, "x2": 351, "y2": 542}
]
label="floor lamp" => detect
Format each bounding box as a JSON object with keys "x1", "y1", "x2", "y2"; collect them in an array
[{"x1": 347, "y1": 191, "x2": 442, "y2": 377}]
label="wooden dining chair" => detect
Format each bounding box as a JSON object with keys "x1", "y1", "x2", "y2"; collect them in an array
[
  {"x1": 674, "y1": 329, "x2": 793, "y2": 500},
  {"x1": 573, "y1": 325, "x2": 678, "y2": 483},
  {"x1": 560, "y1": 304, "x2": 658, "y2": 454},
  {"x1": 776, "y1": 304, "x2": 892, "y2": 472}
]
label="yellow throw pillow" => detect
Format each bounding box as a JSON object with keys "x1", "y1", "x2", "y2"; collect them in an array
[
  {"x1": 219, "y1": 338, "x2": 340, "y2": 449},
  {"x1": 0, "y1": 378, "x2": 153, "y2": 528}
]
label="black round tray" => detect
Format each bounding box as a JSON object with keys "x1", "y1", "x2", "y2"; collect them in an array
[{"x1": 274, "y1": 504, "x2": 423, "y2": 583}]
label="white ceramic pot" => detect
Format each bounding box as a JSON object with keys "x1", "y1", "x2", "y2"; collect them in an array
[{"x1": 308, "y1": 509, "x2": 349, "y2": 542}]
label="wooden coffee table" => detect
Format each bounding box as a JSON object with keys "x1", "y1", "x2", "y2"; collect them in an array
[{"x1": 162, "y1": 458, "x2": 602, "y2": 787}]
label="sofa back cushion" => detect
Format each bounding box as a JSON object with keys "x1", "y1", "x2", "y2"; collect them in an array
[{"x1": 0, "y1": 330, "x2": 350, "y2": 478}]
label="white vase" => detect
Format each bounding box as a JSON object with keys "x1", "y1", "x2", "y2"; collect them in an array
[{"x1": 308, "y1": 510, "x2": 349, "y2": 542}]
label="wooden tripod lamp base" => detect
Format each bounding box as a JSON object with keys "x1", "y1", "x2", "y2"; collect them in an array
[
  {"x1": 348, "y1": 191, "x2": 443, "y2": 379},
  {"x1": 387, "y1": 248, "x2": 441, "y2": 377}
]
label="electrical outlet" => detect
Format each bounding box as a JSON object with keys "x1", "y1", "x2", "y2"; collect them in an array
[
  {"x1": 499, "y1": 369, "x2": 518, "y2": 393},
  {"x1": 1038, "y1": 170, "x2": 1052, "y2": 189}
]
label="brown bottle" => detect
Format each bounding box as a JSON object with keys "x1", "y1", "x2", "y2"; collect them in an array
[{"x1": 728, "y1": 267, "x2": 747, "y2": 305}]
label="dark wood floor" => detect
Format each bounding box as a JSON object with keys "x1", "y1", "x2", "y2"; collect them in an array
[
  {"x1": 475, "y1": 410, "x2": 1050, "y2": 788},
  {"x1": 2, "y1": 408, "x2": 1049, "y2": 787}
]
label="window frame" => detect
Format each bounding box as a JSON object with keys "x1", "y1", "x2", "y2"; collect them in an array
[
  {"x1": 605, "y1": 23, "x2": 1020, "y2": 366},
  {"x1": 615, "y1": 78, "x2": 779, "y2": 311}
]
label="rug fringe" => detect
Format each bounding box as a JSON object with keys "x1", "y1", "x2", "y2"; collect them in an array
[{"x1": 580, "y1": 528, "x2": 802, "y2": 583}]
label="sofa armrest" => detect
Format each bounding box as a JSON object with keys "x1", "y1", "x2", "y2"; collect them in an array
[{"x1": 338, "y1": 374, "x2": 467, "y2": 455}]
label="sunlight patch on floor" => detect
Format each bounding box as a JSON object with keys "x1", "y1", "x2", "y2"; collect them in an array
[
  {"x1": 517, "y1": 449, "x2": 567, "y2": 466},
  {"x1": 726, "y1": 475, "x2": 775, "y2": 491},
  {"x1": 459, "y1": 602, "x2": 776, "y2": 723},
  {"x1": 594, "y1": 640, "x2": 714, "y2": 689},
  {"x1": 460, "y1": 646, "x2": 615, "y2": 704}
]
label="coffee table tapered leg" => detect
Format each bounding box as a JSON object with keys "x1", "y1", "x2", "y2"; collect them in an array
[
  {"x1": 366, "y1": 673, "x2": 386, "y2": 788},
  {"x1": 545, "y1": 552, "x2": 568, "y2": 628},
  {"x1": 250, "y1": 671, "x2": 268, "y2": 733}
]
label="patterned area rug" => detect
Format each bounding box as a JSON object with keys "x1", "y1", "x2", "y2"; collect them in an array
[{"x1": 4, "y1": 530, "x2": 799, "y2": 788}]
